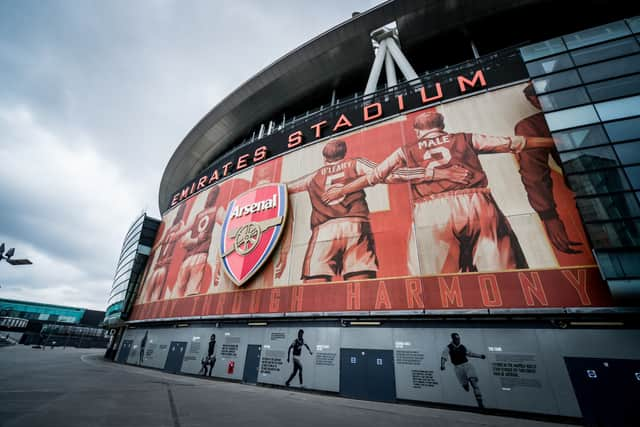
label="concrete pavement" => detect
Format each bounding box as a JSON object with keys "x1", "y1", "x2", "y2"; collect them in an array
[{"x1": 0, "y1": 345, "x2": 578, "y2": 427}]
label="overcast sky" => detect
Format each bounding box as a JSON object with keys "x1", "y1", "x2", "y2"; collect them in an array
[{"x1": 0, "y1": 0, "x2": 383, "y2": 310}]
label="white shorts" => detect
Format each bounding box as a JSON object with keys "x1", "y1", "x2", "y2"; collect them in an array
[
  {"x1": 145, "y1": 266, "x2": 168, "y2": 302},
  {"x1": 302, "y1": 218, "x2": 378, "y2": 279},
  {"x1": 173, "y1": 253, "x2": 208, "y2": 297},
  {"x1": 411, "y1": 188, "x2": 526, "y2": 274},
  {"x1": 454, "y1": 362, "x2": 478, "y2": 386}
]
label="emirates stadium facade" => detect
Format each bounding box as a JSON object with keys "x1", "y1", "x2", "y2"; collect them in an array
[{"x1": 111, "y1": 1, "x2": 640, "y2": 422}]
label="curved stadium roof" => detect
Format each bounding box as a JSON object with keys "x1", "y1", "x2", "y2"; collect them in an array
[{"x1": 158, "y1": 0, "x2": 635, "y2": 212}]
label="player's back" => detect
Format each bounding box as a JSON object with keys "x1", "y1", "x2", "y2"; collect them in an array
[
  {"x1": 402, "y1": 131, "x2": 488, "y2": 198},
  {"x1": 307, "y1": 158, "x2": 369, "y2": 227}
]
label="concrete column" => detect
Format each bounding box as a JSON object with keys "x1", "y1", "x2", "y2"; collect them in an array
[{"x1": 384, "y1": 41, "x2": 398, "y2": 88}]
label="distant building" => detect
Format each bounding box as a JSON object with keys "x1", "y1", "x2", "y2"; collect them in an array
[
  {"x1": 103, "y1": 212, "x2": 160, "y2": 358},
  {"x1": 0, "y1": 298, "x2": 107, "y2": 347}
]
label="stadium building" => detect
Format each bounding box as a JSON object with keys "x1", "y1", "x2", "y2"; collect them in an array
[{"x1": 109, "y1": 1, "x2": 640, "y2": 423}]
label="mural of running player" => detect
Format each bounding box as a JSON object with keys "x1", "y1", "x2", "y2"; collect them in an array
[
  {"x1": 516, "y1": 82, "x2": 582, "y2": 254},
  {"x1": 285, "y1": 329, "x2": 313, "y2": 387},
  {"x1": 441, "y1": 332, "x2": 486, "y2": 408},
  {"x1": 173, "y1": 187, "x2": 221, "y2": 298},
  {"x1": 138, "y1": 330, "x2": 148, "y2": 365},
  {"x1": 143, "y1": 204, "x2": 189, "y2": 302},
  {"x1": 323, "y1": 111, "x2": 556, "y2": 274},
  {"x1": 276, "y1": 140, "x2": 378, "y2": 283},
  {"x1": 199, "y1": 333, "x2": 217, "y2": 376}
]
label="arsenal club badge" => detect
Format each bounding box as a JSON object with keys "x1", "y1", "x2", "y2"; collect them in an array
[{"x1": 220, "y1": 183, "x2": 288, "y2": 287}]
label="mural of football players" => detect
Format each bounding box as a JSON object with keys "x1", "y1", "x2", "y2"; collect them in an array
[
  {"x1": 172, "y1": 187, "x2": 221, "y2": 298},
  {"x1": 276, "y1": 139, "x2": 379, "y2": 283},
  {"x1": 143, "y1": 204, "x2": 189, "y2": 302},
  {"x1": 441, "y1": 332, "x2": 487, "y2": 408},
  {"x1": 285, "y1": 329, "x2": 313, "y2": 387},
  {"x1": 323, "y1": 111, "x2": 556, "y2": 274},
  {"x1": 516, "y1": 82, "x2": 582, "y2": 254}
]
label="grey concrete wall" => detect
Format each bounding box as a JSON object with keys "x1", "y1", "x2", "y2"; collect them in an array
[{"x1": 116, "y1": 323, "x2": 640, "y2": 417}]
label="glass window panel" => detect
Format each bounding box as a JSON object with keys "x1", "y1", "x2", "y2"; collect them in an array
[
  {"x1": 614, "y1": 141, "x2": 640, "y2": 165},
  {"x1": 576, "y1": 193, "x2": 640, "y2": 221},
  {"x1": 604, "y1": 116, "x2": 640, "y2": 141},
  {"x1": 595, "y1": 248, "x2": 622, "y2": 275},
  {"x1": 118, "y1": 247, "x2": 137, "y2": 266},
  {"x1": 552, "y1": 124, "x2": 609, "y2": 151},
  {"x1": 564, "y1": 21, "x2": 631, "y2": 50},
  {"x1": 520, "y1": 38, "x2": 566, "y2": 62},
  {"x1": 625, "y1": 165, "x2": 640, "y2": 189},
  {"x1": 627, "y1": 17, "x2": 640, "y2": 34},
  {"x1": 526, "y1": 53, "x2": 574, "y2": 77},
  {"x1": 539, "y1": 87, "x2": 590, "y2": 111},
  {"x1": 578, "y1": 54, "x2": 640, "y2": 83},
  {"x1": 587, "y1": 74, "x2": 640, "y2": 102},
  {"x1": 559, "y1": 146, "x2": 618, "y2": 173},
  {"x1": 595, "y1": 94, "x2": 640, "y2": 121},
  {"x1": 544, "y1": 105, "x2": 599, "y2": 131},
  {"x1": 567, "y1": 168, "x2": 630, "y2": 195},
  {"x1": 586, "y1": 219, "x2": 640, "y2": 248},
  {"x1": 571, "y1": 36, "x2": 640, "y2": 66},
  {"x1": 533, "y1": 70, "x2": 582, "y2": 94}
]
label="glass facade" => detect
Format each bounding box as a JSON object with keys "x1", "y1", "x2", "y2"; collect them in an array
[
  {"x1": 521, "y1": 17, "x2": 640, "y2": 303},
  {"x1": 104, "y1": 213, "x2": 160, "y2": 326}
]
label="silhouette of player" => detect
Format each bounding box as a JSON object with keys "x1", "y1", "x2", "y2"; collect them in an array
[
  {"x1": 516, "y1": 82, "x2": 582, "y2": 254},
  {"x1": 286, "y1": 329, "x2": 313, "y2": 387},
  {"x1": 144, "y1": 204, "x2": 189, "y2": 302},
  {"x1": 173, "y1": 187, "x2": 221, "y2": 298},
  {"x1": 441, "y1": 332, "x2": 486, "y2": 408},
  {"x1": 200, "y1": 333, "x2": 217, "y2": 376},
  {"x1": 276, "y1": 140, "x2": 378, "y2": 283},
  {"x1": 139, "y1": 331, "x2": 148, "y2": 365},
  {"x1": 323, "y1": 111, "x2": 556, "y2": 274}
]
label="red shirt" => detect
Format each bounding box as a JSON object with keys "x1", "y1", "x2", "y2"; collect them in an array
[
  {"x1": 289, "y1": 158, "x2": 374, "y2": 227},
  {"x1": 369, "y1": 130, "x2": 525, "y2": 199},
  {"x1": 184, "y1": 207, "x2": 218, "y2": 255}
]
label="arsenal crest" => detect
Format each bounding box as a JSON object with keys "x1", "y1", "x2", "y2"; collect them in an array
[{"x1": 220, "y1": 183, "x2": 288, "y2": 287}]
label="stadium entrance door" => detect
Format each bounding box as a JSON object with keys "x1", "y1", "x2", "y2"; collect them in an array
[
  {"x1": 243, "y1": 344, "x2": 262, "y2": 383},
  {"x1": 340, "y1": 348, "x2": 396, "y2": 402},
  {"x1": 164, "y1": 341, "x2": 187, "y2": 373},
  {"x1": 565, "y1": 357, "x2": 640, "y2": 427}
]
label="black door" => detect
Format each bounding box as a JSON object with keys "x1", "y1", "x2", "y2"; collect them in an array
[
  {"x1": 565, "y1": 357, "x2": 640, "y2": 427},
  {"x1": 243, "y1": 344, "x2": 262, "y2": 383},
  {"x1": 164, "y1": 341, "x2": 187, "y2": 373},
  {"x1": 116, "y1": 339, "x2": 133, "y2": 363},
  {"x1": 340, "y1": 348, "x2": 396, "y2": 402}
]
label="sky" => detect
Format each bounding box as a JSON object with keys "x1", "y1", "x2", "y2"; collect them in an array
[{"x1": 0, "y1": 0, "x2": 384, "y2": 311}]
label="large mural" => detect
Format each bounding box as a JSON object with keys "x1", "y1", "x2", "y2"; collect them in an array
[{"x1": 131, "y1": 83, "x2": 612, "y2": 321}]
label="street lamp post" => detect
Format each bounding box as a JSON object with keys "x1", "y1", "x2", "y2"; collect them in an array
[{"x1": 0, "y1": 243, "x2": 32, "y2": 265}]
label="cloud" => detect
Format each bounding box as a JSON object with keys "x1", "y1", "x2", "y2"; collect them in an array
[
  {"x1": 0, "y1": 105, "x2": 140, "y2": 309},
  {"x1": 0, "y1": 0, "x2": 383, "y2": 311}
]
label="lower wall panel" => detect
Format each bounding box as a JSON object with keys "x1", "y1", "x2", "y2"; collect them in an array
[{"x1": 115, "y1": 323, "x2": 640, "y2": 418}]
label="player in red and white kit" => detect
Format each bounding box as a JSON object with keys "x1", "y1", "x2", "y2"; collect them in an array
[
  {"x1": 172, "y1": 187, "x2": 222, "y2": 298},
  {"x1": 323, "y1": 111, "x2": 556, "y2": 274},
  {"x1": 143, "y1": 204, "x2": 189, "y2": 302},
  {"x1": 276, "y1": 140, "x2": 378, "y2": 283}
]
